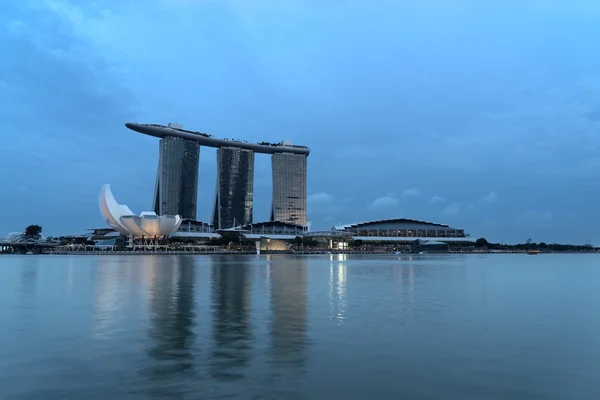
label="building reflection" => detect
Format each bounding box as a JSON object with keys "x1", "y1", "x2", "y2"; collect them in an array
[
  {"x1": 329, "y1": 254, "x2": 347, "y2": 325},
  {"x1": 209, "y1": 258, "x2": 253, "y2": 381},
  {"x1": 269, "y1": 257, "x2": 308, "y2": 369},
  {"x1": 144, "y1": 256, "x2": 196, "y2": 379}
]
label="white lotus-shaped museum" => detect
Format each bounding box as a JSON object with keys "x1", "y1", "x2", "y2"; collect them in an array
[{"x1": 99, "y1": 184, "x2": 182, "y2": 238}]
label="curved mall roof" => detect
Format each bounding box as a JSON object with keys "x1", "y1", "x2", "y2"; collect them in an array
[
  {"x1": 125, "y1": 123, "x2": 310, "y2": 156},
  {"x1": 333, "y1": 218, "x2": 461, "y2": 231},
  {"x1": 99, "y1": 184, "x2": 182, "y2": 238}
]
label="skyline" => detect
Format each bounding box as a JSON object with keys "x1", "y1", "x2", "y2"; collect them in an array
[{"x1": 2, "y1": 0, "x2": 600, "y2": 243}]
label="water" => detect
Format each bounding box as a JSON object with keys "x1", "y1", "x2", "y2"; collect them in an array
[{"x1": 0, "y1": 254, "x2": 599, "y2": 399}]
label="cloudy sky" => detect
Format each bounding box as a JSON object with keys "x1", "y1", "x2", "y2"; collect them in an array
[{"x1": 1, "y1": 0, "x2": 600, "y2": 244}]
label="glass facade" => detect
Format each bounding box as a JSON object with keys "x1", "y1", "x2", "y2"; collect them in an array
[
  {"x1": 271, "y1": 152, "x2": 307, "y2": 226},
  {"x1": 212, "y1": 147, "x2": 254, "y2": 229},
  {"x1": 153, "y1": 136, "x2": 200, "y2": 220}
]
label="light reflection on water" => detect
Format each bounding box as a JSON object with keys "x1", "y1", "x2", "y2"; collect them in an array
[
  {"x1": 0, "y1": 254, "x2": 599, "y2": 399},
  {"x1": 329, "y1": 254, "x2": 347, "y2": 325}
]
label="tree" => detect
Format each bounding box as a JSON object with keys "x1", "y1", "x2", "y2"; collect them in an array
[
  {"x1": 302, "y1": 237, "x2": 319, "y2": 247},
  {"x1": 24, "y1": 225, "x2": 42, "y2": 240},
  {"x1": 293, "y1": 236, "x2": 303, "y2": 246},
  {"x1": 475, "y1": 238, "x2": 489, "y2": 248}
]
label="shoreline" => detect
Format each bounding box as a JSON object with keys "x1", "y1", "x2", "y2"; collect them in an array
[{"x1": 3, "y1": 249, "x2": 598, "y2": 256}]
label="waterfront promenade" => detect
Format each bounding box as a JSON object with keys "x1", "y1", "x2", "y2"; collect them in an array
[{"x1": 30, "y1": 249, "x2": 594, "y2": 256}]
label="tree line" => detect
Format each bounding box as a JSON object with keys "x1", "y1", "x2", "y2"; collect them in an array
[{"x1": 474, "y1": 238, "x2": 595, "y2": 252}]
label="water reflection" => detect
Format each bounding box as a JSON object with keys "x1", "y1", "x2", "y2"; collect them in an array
[
  {"x1": 67, "y1": 257, "x2": 75, "y2": 297},
  {"x1": 209, "y1": 258, "x2": 252, "y2": 381},
  {"x1": 269, "y1": 257, "x2": 308, "y2": 369},
  {"x1": 19, "y1": 256, "x2": 40, "y2": 300},
  {"x1": 93, "y1": 257, "x2": 138, "y2": 339},
  {"x1": 144, "y1": 256, "x2": 196, "y2": 380},
  {"x1": 329, "y1": 254, "x2": 347, "y2": 325},
  {"x1": 404, "y1": 264, "x2": 416, "y2": 324},
  {"x1": 2, "y1": 254, "x2": 599, "y2": 398}
]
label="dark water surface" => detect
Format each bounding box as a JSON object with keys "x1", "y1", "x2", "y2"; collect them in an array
[{"x1": 1, "y1": 254, "x2": 599, "y2": 399}]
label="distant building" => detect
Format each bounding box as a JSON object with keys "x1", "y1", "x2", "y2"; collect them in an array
[
  {"x1": 125, "y1": 123, "x2": 310, "y2": 228},
  {"x1": 333, "y1": 218, "x2": 471, "y2": 243},
  {"x1": 99, "y1": 184, "x2": 182, "y2": 239},
  {"x1": 410, "y1": 239, "x2": 450, "y2": 253},
  {"x1": 212, "y1": 147, "x2": 254, "y2": 229},
  {"x1": 153, "y1": 123, "x2": 200, "y2": 220},
  {"x1": 87, "y1": 227, "x2": 119, "y2": 240},
  {"x1": 257, "y1": 237, "x2": 290, "y2": 252},
  {"x1": 169, "y1": 219, "x2": 221, "y2": 242},
  {"x1": 271, "y1": 152, "x2": 308, "y2": 226}
]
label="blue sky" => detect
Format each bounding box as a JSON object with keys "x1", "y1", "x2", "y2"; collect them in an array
[{"x1": 1, "y1": 0, "x2": 600, "y2": 244}]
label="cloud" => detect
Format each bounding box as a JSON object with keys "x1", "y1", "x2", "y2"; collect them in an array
[
  {"x1": 428, "y1": 195, "x2": 445, "y2": 205},
  {"x1": 307, "y1": 193, "x2": 340, "y2": 225},
  {"x1": 514, "y1": 210, "x2": 553, "y2": 228},
  {"x1": 401, "y1": 188, "x2": 420, "y2": 197},
  {"x1": 482, "y1": 191, "x2": 499, "y2": 203},
  {"x1": 433, "y1": 75, "x2": 600, "y2": 177},
  {"x1": 370, "y1": 194, "x2": 399, "y2": 208},
  {"x1": 443, "y1": 203, "x2": 462, "y2": 216},
  {"x1": 308, "y1": 192, "x2": 334, "y2": 203},
  {"x1": 0, "y1": 0, "x2": 138, "y2": 235},
  {"x1": 2, "y1": 0, "x2": 600, "y2": 242}
]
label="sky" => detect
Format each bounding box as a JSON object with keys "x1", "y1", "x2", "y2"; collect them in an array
[{"x1": 1, "y1": 0, "x2": 600, "y2": 244}]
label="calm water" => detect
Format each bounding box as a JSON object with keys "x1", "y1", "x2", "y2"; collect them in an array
[{"x1": 0, "y1": 254, "x2": 599, "y2": 399}]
